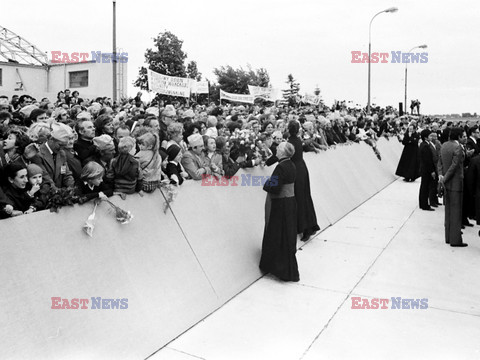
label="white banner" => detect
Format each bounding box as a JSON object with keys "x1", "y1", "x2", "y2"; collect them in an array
[
  {"x1": 302, "y1": 94, "x2": 322, "y2": 106},
  {"x1": 191, "y1": 80, "x2": 209, "y2": 94},
  {"x1": 147, "y1": 69, "x2": 191, "y2": 98},
  {"x1": 248, "y1": 85, "x2": 280, "y2": 101},
  {"x1": 220, "y1": 90, "x2": 254, "y2": 104}
]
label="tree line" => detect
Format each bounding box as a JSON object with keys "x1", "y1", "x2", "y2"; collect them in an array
[{"x1": 134, "y1": 31, "x2": 310, "y2": 105}]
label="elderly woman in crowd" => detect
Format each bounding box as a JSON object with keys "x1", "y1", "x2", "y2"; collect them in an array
[
  {"x1": 260, "y1": 141, "x2": 299, "y2": 282},
  {"x1": 181, "y1": 133, "x2": 211, "y2": 180},
  {"x1": 87, "y1": 135, "x2": 116, "y2": 172},
  {"x1": 165, "y1": 122, "x2": 187, "y2": 153},
  {"x1": 106, "y1": 136, "x2": 142, "y2": 195},
  {"x1": 288, "y1": 120, "x2": 320, "y2": 241}
]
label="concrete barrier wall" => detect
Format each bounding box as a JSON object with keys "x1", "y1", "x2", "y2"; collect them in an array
[{"x1": 0, "y1": 137, "x2": 403, "y2": 359}]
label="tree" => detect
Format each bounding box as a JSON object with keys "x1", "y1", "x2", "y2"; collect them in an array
[
  {"x1": 134, "y1": 31, "x2": 188, "y2": 90},
  {"x1": 213, "y1": 64, "x2": 270, "y2": 94},
  {"x1": 282, "y1": 74, "x2": 301, "y2": 106},
  {"x1": 186, "y1": 60, "x2": 202, "y2": 81}
]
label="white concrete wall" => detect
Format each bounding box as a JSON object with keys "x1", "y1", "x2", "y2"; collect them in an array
[{"x1": 0, "y1": 61, "x2": 127, "y2": 101}]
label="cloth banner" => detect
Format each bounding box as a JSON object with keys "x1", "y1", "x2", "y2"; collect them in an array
[
  {"x1": 191, "y1": 80, "x2": 209, "y2": 94},
  {"x1": 302, "y1": 94, "x2": 322, "y2": 106},
  {"x1": 147, "y1": 69, "x2": 191, "y2": 98},
  {"x1": 220, "y1": 90, "x2": 254, "y2": 104},
  {"x1": 247, "y1": 85, "x2": 280, "y2": 101}
]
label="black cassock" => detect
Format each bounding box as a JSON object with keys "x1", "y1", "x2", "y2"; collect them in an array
[
  {"x1": 288, "y1": 136, "x2": 321, "y2": 235},
  {"x1": 260, "y1": 157, "x2": 299, "y2": 282},
  {"x1": 396, "y1": 131, "x2": 420, "y2": 180}
]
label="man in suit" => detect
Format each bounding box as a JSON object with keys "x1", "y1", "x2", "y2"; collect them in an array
[
  {"x1": 419, "y1": 130, "x2": 436, "y2": 210},
  {"x1": 74, "y1": 117, "x2": 96, "y2": 163},
  {"x1": 32, "y1": 123, "x2": 75, "y2": 190},
  {"x1": 438, "y1": 127, "x2": 467, "y2": 247},
  {"x1": 181, "y1": 134, "x2": 212, "y2": 180}
]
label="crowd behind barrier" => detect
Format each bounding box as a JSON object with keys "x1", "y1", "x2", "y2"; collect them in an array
[
  {"x1": 0, "y1": 89, "x2": 463, "y2": 221},
  {"x1": 1, "y1": 136, "x2": 402, "y2": 359}
]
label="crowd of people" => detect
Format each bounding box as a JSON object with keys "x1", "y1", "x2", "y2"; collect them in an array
[
  {"x1": 0, "y1": 89, "x2": 454, "y2": 222},
  {"x1": 395, "y1": 119, "x2": 480, "y2": 247}
]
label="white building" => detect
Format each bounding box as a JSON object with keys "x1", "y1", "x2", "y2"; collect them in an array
[{"x1": 0, "y1": 26, "x2": 127, "y2": 102}]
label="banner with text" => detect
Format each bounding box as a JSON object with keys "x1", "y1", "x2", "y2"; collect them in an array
[
  {"x1": 302, "y1": 94, "x2": 322, "y2": 106},
  {"x1": 248, "y1": 85, "x2": 280, "y2": 101},
  {"x1": 147, "y1": 69, "x2": 191, "y2": 98},
  {"x1": 191, "y1": 80, "x2": 209, "y2": 94},
  {"x1": 220, "y1": 90, "x2": 255, "y2": 104}
]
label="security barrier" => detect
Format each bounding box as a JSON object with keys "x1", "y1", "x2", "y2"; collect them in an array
[{"x1": 0, "y1": 137, "x2": 402, "y2": 359}]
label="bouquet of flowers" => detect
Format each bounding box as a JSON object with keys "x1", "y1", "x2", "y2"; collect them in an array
[
  {"x1": 46, "y1": 187, "x2": 79, "y2": 213},
  {"x1": 103, "y1": 198, "x2": 133, "y2": 224},
  {"x1": 83, "y1": 200, "x2": 99, "y2": 237}
]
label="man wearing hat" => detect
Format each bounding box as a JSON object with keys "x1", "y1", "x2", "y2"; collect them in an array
[
  {"x1": 160, "y1": 105, "x2": 177, "y2": 143},
  {"x1": 85, "y1": 135, "x2": 116, "y2": 174},
  {"x1": 181, "y1": 134, "x2": 211, "y2": 180},
  {"x1": 31, "y1": 123, "x2": 74, "y2": 189},
  {"x1": 419, "y1": 129, "x2": 436, "y2": 211}
]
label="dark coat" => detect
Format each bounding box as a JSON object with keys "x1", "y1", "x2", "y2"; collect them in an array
[
  {"x1": 260, "y1": 157, "x2": 299, "y2": 282},
  {"x1": 31, "y1": 143, "x2": 74, "y2": 189},
  {"x1": 288, "y1": 136, "x2": 320, "y2": 235},
  {"x1": 74, "y1": 138, "x2": 96, "y2": 163},
  {"x1": 395, "y1": 131, "x2": 420, "y2": 180},
  {"x1": 419, "y1": 141, "x2": 435, "y2": 176},
  {"x1": 74, "y1": 179, "x2": 113, "y2": 203},
  {"x1": 466, "y1": 155, "x2": 480, "y2": 223},
  {"x1": 4, "y1": 185, "x2": 33, "y2": 212}
]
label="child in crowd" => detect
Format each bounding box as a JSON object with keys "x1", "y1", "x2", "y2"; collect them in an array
[
  {"x1": 136, "y1": 132, "x2": 164, "y2": 192},
  {"x1": 204, "y1": 136, "x2": 224, "y2": 179},
  {"x1": 75, "y1": 161, "x2": 113, "y2": 203},
  {"x1": 165, "y1": 144, "x2": 187, "y2": 185},
  {"x1": 107, "y1": 136, "x2": 143, "y2": 195},
  {"x1": 26, "y1": 164, "x2": 48, "y2": 211}
]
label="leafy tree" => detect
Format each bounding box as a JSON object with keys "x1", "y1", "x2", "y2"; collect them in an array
[
  {"x1": 134, "y1": 31, "x2": 188, "y2": 90},
  {"x1": 186, "y1": 60, "x2": 202, "y2": 81},
  {"x1": 282, "y1": 74, "x2": 301, "y2": 106},
  {"x1": 213, "y1": 64, "x2": 270, "y2": 94}
]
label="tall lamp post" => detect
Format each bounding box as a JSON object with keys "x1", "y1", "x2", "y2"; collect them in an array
[
  {"x1": 112, "y1": 0, "x2": 117, "y2": 104},
  {"x1": 405, "y1": 44, "x2": 427, "y2": 114},
  {"x1": 367, "y1": 6, "x2": 398, "y2": 114}
]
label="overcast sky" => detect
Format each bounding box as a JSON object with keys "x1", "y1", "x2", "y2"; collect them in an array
[{"x1": 2, "y1": 0, "x2": 479, "y2": 114}]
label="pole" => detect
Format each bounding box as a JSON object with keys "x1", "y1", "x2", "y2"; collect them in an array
[
  {"x1": 112, "y1": 0, "x2": 117, "y2": 104},
  {"x1": 367, "y1": 41, "x2": 371, "y2": 114},
  {"x1": 404, "y1": 66, "x2": 408, "y2": 115}
]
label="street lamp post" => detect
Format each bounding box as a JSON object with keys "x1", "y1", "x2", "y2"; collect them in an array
[
  {"x1": 112, "y1": 0, "x2": 117, "y2": 104},
  {"x1": 404, "y1": 44, "x2": 427, "y2": 114},
  {"x1": 367, "y1": 6, "x2": 398, "y2": 114}
]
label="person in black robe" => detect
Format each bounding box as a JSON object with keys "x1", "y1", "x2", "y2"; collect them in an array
[
  {"x1": 395, "y1": 124, "x2": 420, "y2": 181},
  {"x1": 260, "y1": 142, "x2": 299, "y2": 282},
  {"x1": 3, "y1": 163, "x2": 34, "y2": 215},
  {"x1": 288, "y1": 121, "x2": 320, "y2": 241}
]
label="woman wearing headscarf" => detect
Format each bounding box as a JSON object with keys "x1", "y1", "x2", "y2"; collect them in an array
[
  {"x1": 260, "y1": 142, "x2": 299, "y2": 282},
  {"x1": 288, "y1": 120, "x2": 320, "y2": 241}
]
